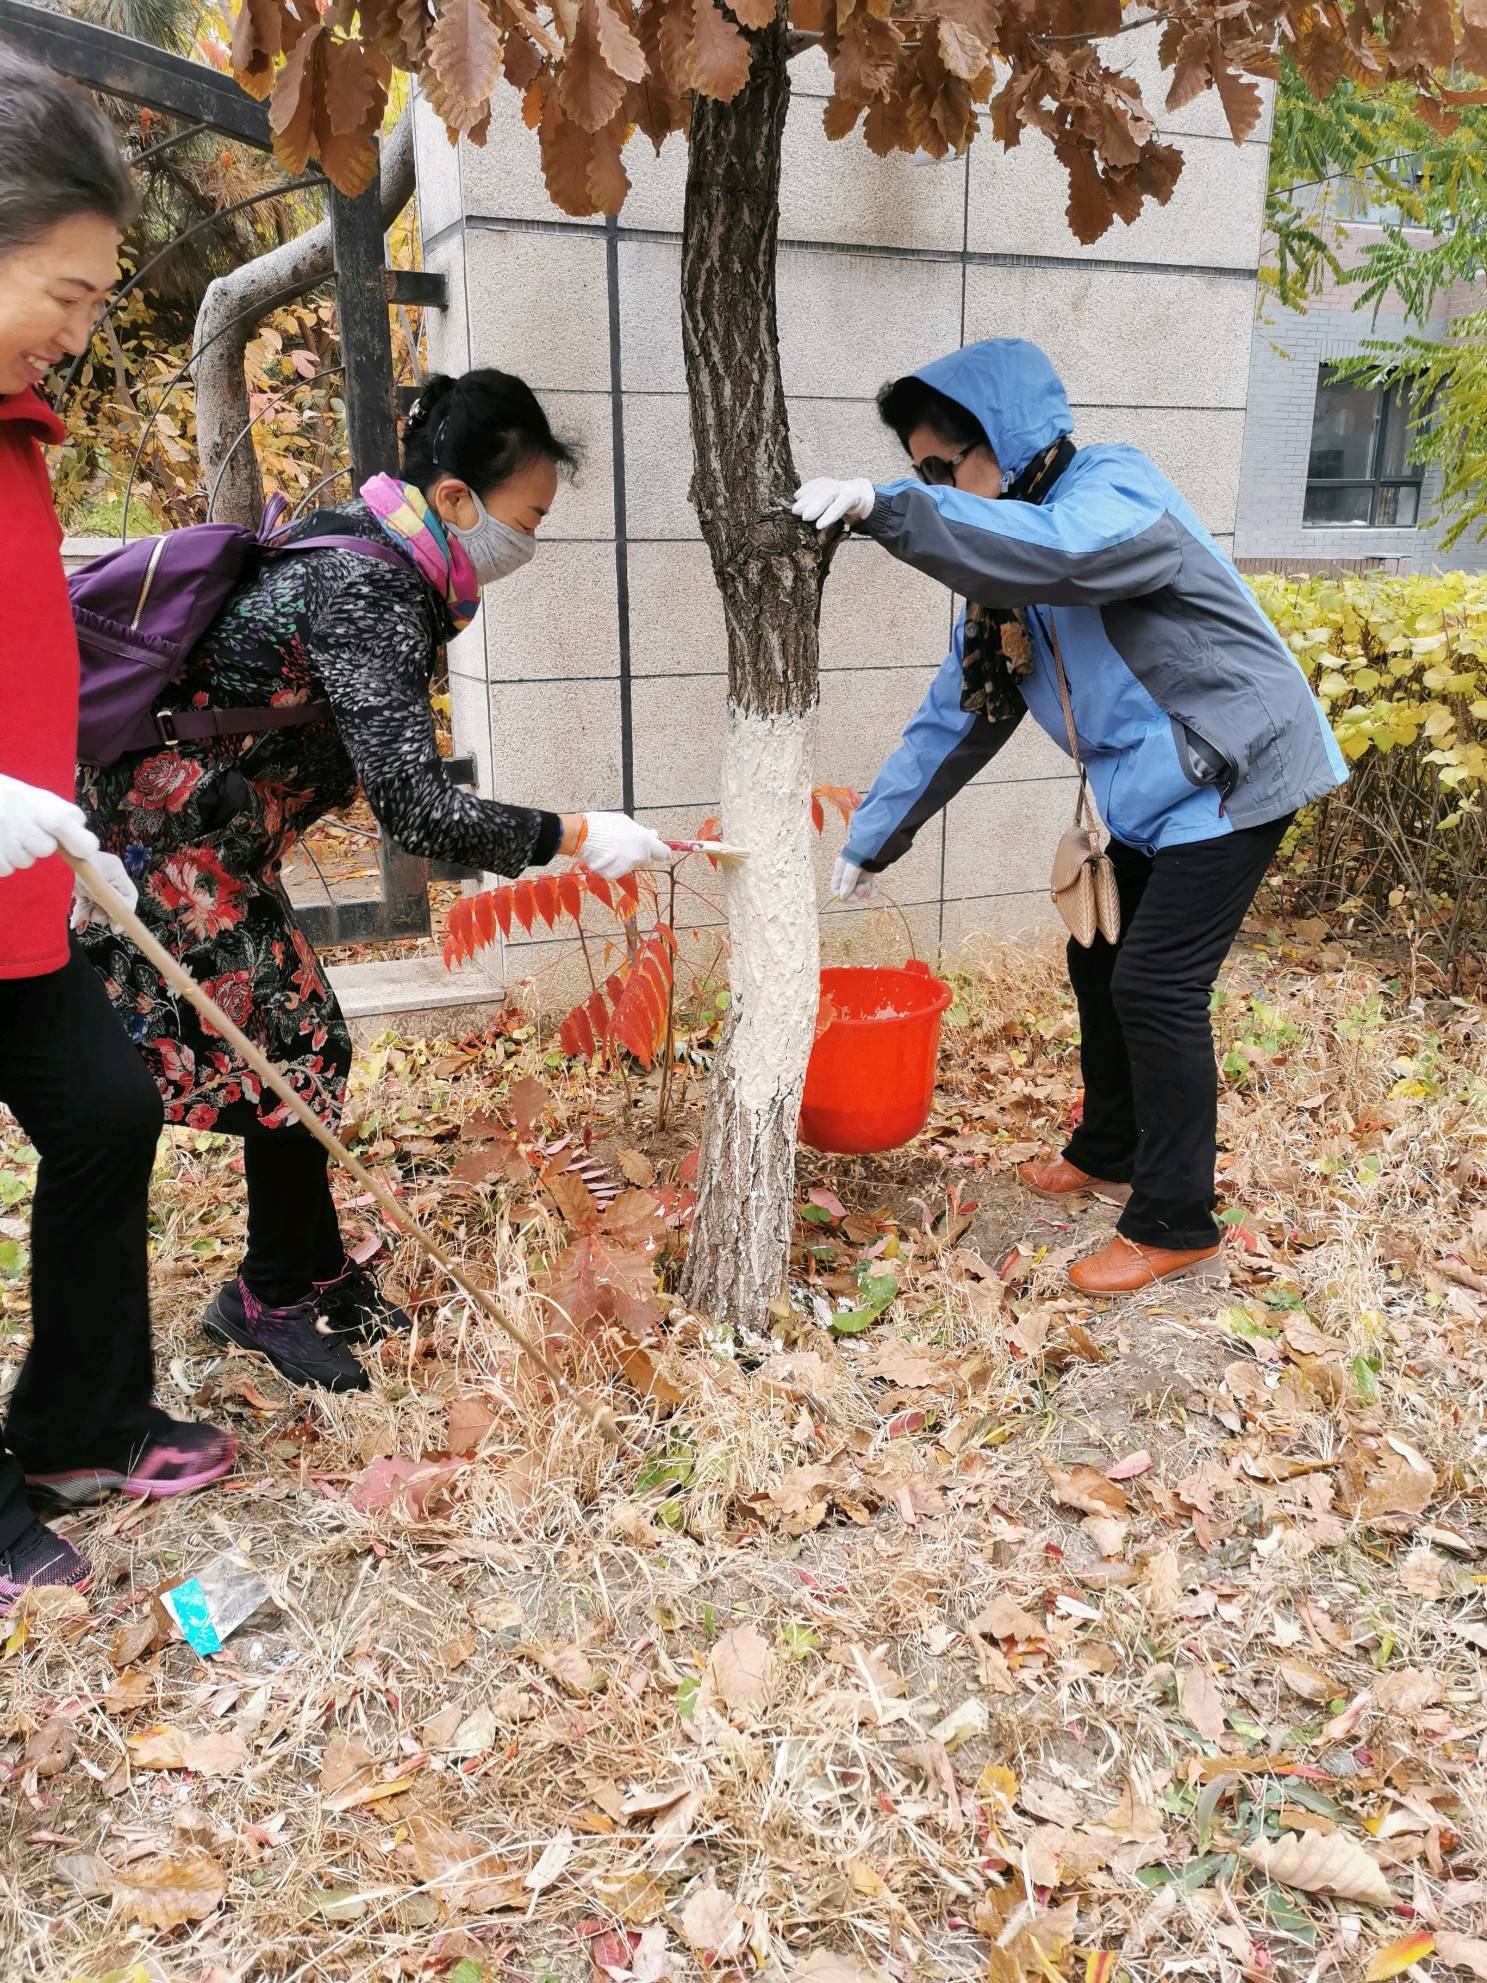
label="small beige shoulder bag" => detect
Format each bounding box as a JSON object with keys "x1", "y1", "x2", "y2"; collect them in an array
[{"x1": 1047, "y1": 619, "x2": 1121, "y2": 949}]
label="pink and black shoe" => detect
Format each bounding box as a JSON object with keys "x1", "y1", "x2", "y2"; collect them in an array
[
  {"x1": 204, "y1": 1275, "x2": 369, "y2": 1392},
  {"x1": 26, "y1": 1420, "x2": 237, "y2": 1512},
  {"x1": 0, "y1": 1518, "x2": 90, "y2": 1604},
  {"x1": 312, "y1": 1258, "x2": 413, "y2": 1344}
]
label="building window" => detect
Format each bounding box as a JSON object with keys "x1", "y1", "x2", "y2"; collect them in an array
[{"x1": 1304, "y1": 365, "x2": 1422, "y2": 528}]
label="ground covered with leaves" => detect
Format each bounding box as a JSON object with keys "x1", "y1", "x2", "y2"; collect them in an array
[{"x1": 4, "y1": 931, "x2": 1487, "y2": 1983}]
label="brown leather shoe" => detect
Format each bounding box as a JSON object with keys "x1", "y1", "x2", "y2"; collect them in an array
[
  {"x1": 1017, "y1": 1157, "x2": 1131, "y2": 1204},
  {"x1": 1067, "y1": 1234, "x2": 1225, "y2": 1295}
]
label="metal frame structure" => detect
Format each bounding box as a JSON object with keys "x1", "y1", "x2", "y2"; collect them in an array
[
  {"x1": 0, "y1": 0, "x2": 456, "y2": 949},
  {"x1": 1304, "y1": 364, "x2": 1425, "y2": 531}
]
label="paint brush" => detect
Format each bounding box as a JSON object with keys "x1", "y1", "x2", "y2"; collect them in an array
[{"x1": 664, "y1": 838, "x2": 751, "y2": 865}]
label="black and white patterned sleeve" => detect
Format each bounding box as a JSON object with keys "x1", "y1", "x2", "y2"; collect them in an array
[{"x1": 307, "y1": 556, "x2": 562, "y2": 878}]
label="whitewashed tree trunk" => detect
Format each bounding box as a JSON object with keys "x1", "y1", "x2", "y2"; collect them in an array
[{"x1": 678, "y1": 8, "x2": 826, "y2": 1326}]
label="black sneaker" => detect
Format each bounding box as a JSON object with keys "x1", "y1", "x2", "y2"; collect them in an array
[
  {"x1": 0, "y1": 1518, "x2": 89, "y2": 1607},
  {"x1": 312, "y1": 1258, "x2": 413, "y2": 1342},
  {"x1": 203, "y1": 1276, "x2": 369, "y2": 1393}
]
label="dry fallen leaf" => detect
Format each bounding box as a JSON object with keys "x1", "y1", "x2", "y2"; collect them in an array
[
  {"x1": 1178, "y1": 1664, "x2": 1227, "y2": 1743},
  {"x1": 1277, "y1": 1657, "x2": 1334, "y2": 1703},
  {"x1": 108, "y1": 1852, "x2": 226, "y2": 1929},
  {"x1": 680, "y1": 1880, "x2": 748, "y2": 1957},
  {"x1": 532, "y1": 1642, "x2": 594, "y2": 1697},
  {"x1": 128, "y1": 1726, "x2": 249, "y2": 1777},
  {"x1": 320, "y1": 1733, "x2": 377, "y2": 1797},
  {"x1": 1240, "y1": 1828, "x2": 1394, "y2": 1908},
  {"x1": 1045, "y1": 1460, "x2": 1128, "y2": 1519},
  {"x1": 615, "y1": 1146, "x2": 657, "y2": 1187},
  {"x1": 929, "y1": 1696, "x2": 988, "y2": 1750},
  {"x1": 972, "y1": 1593, "x2": 1042, "y2": 1642},
  {"x1": 347, "y1": 1454, "x2": 463, "y2": 1522},
  {"x1": 1373, "y1": 1667, "x2": 1442, "y2": 1714},
  {"x1": 1082, "y1": 1513, "x2": 1129, "y2": 1558},
  {"x1": 524, "y1": 1827, "x2": 574, "y2": 1896},
  {"x1": 24, "y1": 1718, "x2": 75, "y2": 1778},
  {"x1": 1140, "y1": 1545, "x2": 1185, "y2": 1621},
  {"x1": 705, "y1": 1624, "x2": 776, "y2": 1718},
  {"x1": 445, "y1": 1394, "x2": 500, "y2": 1455},
  {"x1": 793, "y1": 1954, "x2": 886, "y2": 1983},
  {"x1": 102, "y1": 1669, "x2": 154, "y2": 1715},
  {"x1": 406, "y1": 1811, "x2": 527, "y2": 1914},
  {"x1": 1346, "y1": 1444, "x2": 1437, "y2": 1527},
  {"x1": 1437, "y1": 1931, "x2": 1487, "y2": 1978},
  {"x1": 1105, "y1": 1449, "x2": 1154, "y2": 1481}
]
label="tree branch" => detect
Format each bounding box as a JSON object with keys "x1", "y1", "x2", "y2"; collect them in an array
[{"x1": 192, "y1": 110, "x2": 415, "y2": 527}]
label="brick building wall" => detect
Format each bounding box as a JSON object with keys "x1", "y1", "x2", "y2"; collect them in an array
[{"x1": 1235, "y1": 230, "x2": 1487, "y2": 575}]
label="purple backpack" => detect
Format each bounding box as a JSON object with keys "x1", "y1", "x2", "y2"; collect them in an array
[{"x1": 72, "y1": 492, "x2": 411, "y2": 766}]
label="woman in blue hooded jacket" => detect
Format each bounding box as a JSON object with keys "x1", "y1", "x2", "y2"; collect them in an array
[{"x1": 793, "y1": 338, "x2": 1345, "y2": 1296}]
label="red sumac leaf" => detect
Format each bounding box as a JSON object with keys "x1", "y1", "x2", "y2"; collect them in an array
[
  {"x1": 615, "y1": 873, "x2": 641, "y2": 919},
  {"x1": 494, "y1": 887, "x2": 514, "y2": 940},
  {"x1": 443, "y1": 896, "x2": 473, "y2": 966},
  {"x1": 473, "y1": 891, "x2": 497, "y2": 950},
  {"x1": 531, "y1": 875, "x2": 559, "y2": 929},
  {"x1": 511, "y1": 882, "x2": 536, "y2": 934},
  {"x1": 557, "y1": 870, "x2": 584, "y2": 923},
  {"x1": 558, "y1": 1000, "x2": 597, "y2": 1059},
  {"x1": 811, "y1": 792, "x2": 825, "y2": 834},
  {"x1": 582, "y1": 866, "x2": 615, "y2": 910}
]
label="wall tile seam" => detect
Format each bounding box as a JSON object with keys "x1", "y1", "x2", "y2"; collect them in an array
[{"x1": 435, "y1": 211, "x2": 1260, "y2": 284}]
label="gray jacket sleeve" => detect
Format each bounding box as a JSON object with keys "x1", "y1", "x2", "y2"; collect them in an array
[{"x1": 861, "y1": 465, "x2": 1183, "y2": 609}]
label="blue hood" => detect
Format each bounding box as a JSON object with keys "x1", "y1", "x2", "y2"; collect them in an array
[{"x1": 913, "y1": 338, "x2": 1072, "y2": 482}]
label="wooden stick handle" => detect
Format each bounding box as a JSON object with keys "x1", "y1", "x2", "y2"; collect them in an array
[{"x1": 65, "y1": 853, "x2": 619, "y2": 1441}]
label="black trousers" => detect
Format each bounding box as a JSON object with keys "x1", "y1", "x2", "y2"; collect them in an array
[
  {"x1": 0, "y1": 943, "x2": 166, "y2": 1550},
  {"x1": 239, "y1": 1121, "x2": 344, "y2": 1306},
  {"x1": 1061, "y1": 813, "x2": 1293, "y2": 1252}
]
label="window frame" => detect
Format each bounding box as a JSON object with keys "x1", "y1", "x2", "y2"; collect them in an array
[{"x1": 1303, "y1": 366, "x2": 1424, "y2": 530}]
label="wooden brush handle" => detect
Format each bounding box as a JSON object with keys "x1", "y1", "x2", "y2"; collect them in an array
[{"x1": 63, "y1": 852, "x2": 620, "y2": 1441}]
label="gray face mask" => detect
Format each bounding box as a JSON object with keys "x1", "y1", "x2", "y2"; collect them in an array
[{"x1": 447, "y1": 490, "x2": 537, "y2": 586}]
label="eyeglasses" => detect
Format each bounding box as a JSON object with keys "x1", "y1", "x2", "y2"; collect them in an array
[{"x1": 913, "y1": 441, "x2": 978, "y2": 488}]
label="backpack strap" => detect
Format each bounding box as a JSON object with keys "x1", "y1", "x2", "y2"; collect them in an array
[{"x1": 153, "y1": 532, "x2": 416, "y2": 748}]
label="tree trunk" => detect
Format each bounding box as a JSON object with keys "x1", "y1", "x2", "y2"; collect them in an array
[
  {"x1": 678, "y1": 11, "x2": 825, "y2": 1327},
  {"x1": 192, "y1": 111, "x2": 416, "y2": 527}
]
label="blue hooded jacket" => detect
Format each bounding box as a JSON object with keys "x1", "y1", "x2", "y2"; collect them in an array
[{"x1": 846, "y1": 339, "x2": 1346, "y2": 869}]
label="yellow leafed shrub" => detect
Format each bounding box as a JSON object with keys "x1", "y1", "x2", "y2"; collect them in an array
[{"x1": 1249, "y1": 569, "x2": 1487, "y2": 973}]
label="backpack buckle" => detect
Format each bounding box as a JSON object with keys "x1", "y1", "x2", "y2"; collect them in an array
[{"x1": 154, "y1": 707, "x2": 179, "y2": 745}]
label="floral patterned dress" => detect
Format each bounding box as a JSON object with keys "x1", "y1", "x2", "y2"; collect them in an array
[{"x1": 78, "y1": 501, "x2": 558, "y2": 1134}]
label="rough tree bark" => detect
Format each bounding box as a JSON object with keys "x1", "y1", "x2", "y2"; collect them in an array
[
  {"x1": 678, "y1": 9, "x2": 826, "y2": 1327},
  {"x1": 192, "y1": 110, "x2": 415, "y2": 527}
]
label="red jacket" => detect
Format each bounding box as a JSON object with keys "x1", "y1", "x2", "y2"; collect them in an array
[{"x1": 0, "y1": 391, "x2": 78, "y2": 980}]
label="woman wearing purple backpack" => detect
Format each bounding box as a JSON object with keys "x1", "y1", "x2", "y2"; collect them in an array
[
  {"x1": 77, "y1": 368, "x2": 672, "y2": 1396},
  {"x1": 0, "y1": 52, "x2": 236, "y2": 1603}
]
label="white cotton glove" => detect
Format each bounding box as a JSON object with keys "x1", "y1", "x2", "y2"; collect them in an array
[
  {"x1": 0, "y1": 772, "x2": 98, "y2": 880},
  {"x1": 580, "y1": 811, "x2": 675, "y2": 881},
  {"x1": 70, "y1": 849, "x2": 138, "y2": 934},
  {"x1": 831, "y1": 851, "x2": 876, "y2": 903},
  {"x1": 792, "y1": 477, "x2": 876, "y2": 531}
]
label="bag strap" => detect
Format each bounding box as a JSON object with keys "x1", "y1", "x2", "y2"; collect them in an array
[
  {"x1": 1044, "y1": 612, "x2": 1096, "y2": 833},
  {"x1": 153, "y1": 533, "x2": 413, "y2": 747}
]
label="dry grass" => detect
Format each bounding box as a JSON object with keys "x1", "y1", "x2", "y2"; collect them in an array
[{"x1": 3, "y1": 929, "x2": 1487, "y2": 1983}]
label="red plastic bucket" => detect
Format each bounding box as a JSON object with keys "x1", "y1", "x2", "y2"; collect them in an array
[{"x1": 799, "y1": 959, "x2": 954, "y2": 1155}]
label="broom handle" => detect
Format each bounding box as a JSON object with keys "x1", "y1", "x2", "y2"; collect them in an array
[{"x1": 64, "y1": 852, "x2": 619, "y2": 1441}]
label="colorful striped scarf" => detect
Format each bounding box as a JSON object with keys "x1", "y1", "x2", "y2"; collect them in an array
[{"x1": 360, "y1": 474, "x2": 479, "y2": 632}]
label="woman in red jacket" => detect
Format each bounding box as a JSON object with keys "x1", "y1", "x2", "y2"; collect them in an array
[{"x1": 0, "y1": 51, "x2": 234, "y2": 1602}]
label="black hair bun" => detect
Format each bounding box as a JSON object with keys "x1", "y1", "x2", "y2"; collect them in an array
[{"x1": 404, "y1": 374, "x2": 458, "y2": 437}]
